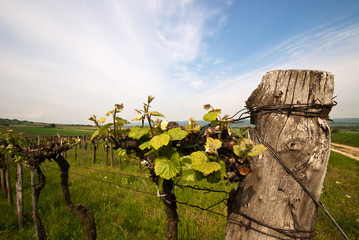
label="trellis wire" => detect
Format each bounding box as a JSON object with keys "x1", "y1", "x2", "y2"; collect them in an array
[
  {"x1": 228, "y1": 103, "x2": 348, "y2": 240},
  {"x1": 253, "y1": 129, "x2": 349, "y2": 240},
  {"x1": 43, "y1": 164, "x2": 158, "y2": 197},
  {"x1": 70, "y1": 165, "x2": 152, "y2": 180}
]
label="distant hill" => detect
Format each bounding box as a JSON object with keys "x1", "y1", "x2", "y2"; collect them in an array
[
  {"x1": 331, "y1": 118, "x2": 359, "y2": 124},
  {"x1": 0, "y1": 118, "x2": 92, "y2": 127}
]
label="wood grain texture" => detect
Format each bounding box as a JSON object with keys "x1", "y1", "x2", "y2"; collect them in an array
[{"x1": 225, "y1": 70, "x2": 334, "y2": 239}]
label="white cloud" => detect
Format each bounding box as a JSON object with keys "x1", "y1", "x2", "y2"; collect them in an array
[
  {"x1": 0, "y1": 0, "x2": 232, "y2": 123},
  {"x1": 198, "y1": 22, "x2": 359, "y2": 119},
  {"x1": 213, "y1": 58, "x2": 224, "y2": 65},
  {"x1": 0, "y1": 1, "x2": 357, "y2": 124}
]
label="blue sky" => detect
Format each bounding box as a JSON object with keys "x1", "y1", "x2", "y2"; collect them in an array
[{"x1": 0, "y1": 0, "x2": 358, "y2": 124}]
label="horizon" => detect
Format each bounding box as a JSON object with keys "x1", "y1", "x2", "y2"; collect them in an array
[
  {"x1": 1, "y1": 1, "x2": 359, "y2": 124},
  {"x1": 1, "y1": 117, "x2": 359, "y2": 127}
]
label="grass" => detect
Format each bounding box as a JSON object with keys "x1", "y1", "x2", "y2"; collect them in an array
[
  {"x1": 0, "y1": 146, "x2": 358, "y2": 239},
  {"x1": 0, "y1": 146, "x2": 231, "y2": 240},
  {"x1": 315, "y1": 152, "x2": 359, "y2": 239},
  {"x1": 11, "y1": 126, "x2": 95, "y2": 136},
  {"x1": 331, "y1": 131, "x2": 359, "y2": 148}
]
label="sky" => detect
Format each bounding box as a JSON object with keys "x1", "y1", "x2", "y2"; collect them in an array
[{"x1": 1, "y1": 0, "x2": 359, "y2": 124}]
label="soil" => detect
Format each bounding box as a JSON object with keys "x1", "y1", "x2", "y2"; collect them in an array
[{"x1": 331, "y1": 142, "x2": 359, "y2": 161}]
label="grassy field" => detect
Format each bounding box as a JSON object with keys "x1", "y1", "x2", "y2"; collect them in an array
[
  {"x1": 11, "y1": 126, "x2": 95, "y2": 136},
  {"x1": 1, "y1": 144, "x2": 358, "y2": 239},
  {"x1": 331, "y1": 131, "x2": 359, "y2": 148}
]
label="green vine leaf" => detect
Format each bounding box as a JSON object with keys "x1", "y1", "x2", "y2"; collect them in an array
[
  {"x1": 147, "y1": 111, "x2": 165, "y2": 118},
  {"x1": 115, "y1": 117, "x2": 130, "y2": 126},
  {"x1": 106, "y1": 110, "x2": 115, "y2": 116},
  {"x1": 181, "y1": 163, "x2": 204, "y2": 181},
  {"x1": 168, "y1": 127, "x2": 188, "y2": 141},
  {"x1": 190, "y1": 151, "x2": 221, "y2": 175},
  {"x1": 203, "y1": 110, "x2": 221, "y2": 122},
  {"x1": 128, "y1": 126, "x2": 150, "y2": 140},
  {"x1": 98, "y1": 117, "x2": 106, "y2": 124},
  {"x1": 248, "y1": 144, "x2": 267, "y2": 157},
  {"x1": 206, "y1": 170, "x2": 222, "y2": 183},
  {"x1": 149, "y1": 133, "x2": 170, "y2": 150},
  {"x1": 154, "y1": 153, "x2": 180, "y2": 180},
  {"x1": 132, "y1": 114, "x2": 143, "y2": 122},
  {"x1": 139, "y1": 141, "x2": 150, "y2": 150},
  {"x1": 99, "y1": 123, "x2": 113, "y2": 135},
  {"x1": 205, "y1": 137, "x2": 222, "y2": 154},
  {"x1": 117, "y1": 148, "x2": 127, "y2": 157},
  {"x1": 233, "y1": 142, "x2": 246, "y2": 157},
  {"x1": 161, "y1": 121, "x2": 169, "y2": 131},
  {"x1": 91, "y1": 129, "x2": 100, "y2": 140}
]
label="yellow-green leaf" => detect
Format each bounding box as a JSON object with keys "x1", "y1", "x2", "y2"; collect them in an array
[
  {"x1": 190, "y1": 151, "x2": 221, "y2": 175},
  {"x1": 128, "y1": 126, "x2": 150, "y2": 140},
  {"x1": 106, "y1": 110, "x2": 115, "y2": 116},
  {"x1": 168, "y1": 127, "x2": 188, "y2": 141},
  {"x1": 154, "y1": 155, "x2": 180, "y2": 180},
  {"x1": 98, "y1": 117, "x2": 106, "y2": 124},
  {"x1": 99, "y1": 123, "x2": 113, "y2": 135},
  {"x1": 233, "y1": 142, "x2": 247, "y2": 157},
  {"x1": 148, "y1": 111, "x2": 165, "y2": 118},
  {"x1": 203, "y1": 110, "x2": 221, "y2": 121},
  {"x1": 160, "y1": 121, "x2": 169, "y2": 131},
  {"x1": 132, "y1": 114, "x2": 143, "y2": 121},
  {"x1": 205, "y1": 137, "x2": 222, "y2": 153},
  {"x1": 248, "y1": 144, "x2": 267, "y2": 157},
  {"x1": 150, "y1": 133, "x2": 170, "y2": 150},
  {"x1": 91, "y1": 129, "x2": 100, "y2": 141},
  {"x1": 139, "y1": 141, "x2": 150, "y2": 150},
  {"x1": 181, "y1": 163, "x2": 204, "y2": 181}
]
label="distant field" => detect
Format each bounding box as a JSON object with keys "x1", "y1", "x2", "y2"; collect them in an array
[
  {"x1": 331, "y1": 132, "x2": 359, "y2": 148},
  {"x1": 11, "y1": 126, "x2": 95, "y2": 136}
]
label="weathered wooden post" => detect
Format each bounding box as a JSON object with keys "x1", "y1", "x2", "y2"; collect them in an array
[
  {"x1": 92, "y1": 140, "x2": 97, "y2": 164},
  {"x1": 15, "y1": 161, "x2": 24, "y2": 230},
  {"x1": 105, "y1": 144, "x2": 109, "y2": 165},
  {"x1": 83, "y1": 136, "x2": 87, "y2": 162},
  {"x1": 4, "y1": 154, "x2": 13, "y2": 205},
  {"x1": 0, "y1": 154, "x2": 6, "y2": 196},
  {"x1": 110, "y1": 142, "x2": 114, "y2": 167},
  {"x1": 225, "y1": 70, "x2": 334, "y2": 239},
  {"x1": 30, "y1": 169, "x2": 39, "y2": 236}
]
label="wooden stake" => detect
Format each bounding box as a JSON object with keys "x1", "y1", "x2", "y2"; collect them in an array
[
  {"x1": 31, "y1": 169, "x2": 41, "y2": 239},
  {"x1": 5, "y1": 154, "x2": 13, "y2": 206},
  {"x1": 16, "y1": 162, "x2": 24, "y2": 230},
  {"x1": 0, "y1": 154, "x2": 6, "y2": 196},
  {"x1": 225, "y1": 70, "x2": 334, "y2": 239},
  {"x1": 110, "y1": 142, "x2": 114, "y2": 167}
]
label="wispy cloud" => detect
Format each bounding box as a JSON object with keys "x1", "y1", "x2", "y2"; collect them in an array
[
  {"x1": 0, "y1": 1, "x2": 232, "y2": 123},
  {"x1": 0, "y1": 1, "x2": 357, "y2": 123},
  {"x1": 196, "y1": 21, "x2": 359, "y2": 118}
]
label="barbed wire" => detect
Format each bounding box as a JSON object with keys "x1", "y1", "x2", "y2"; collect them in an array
[
  {"x1": 42, "y1": 164, "x2": 158, "y2": 197},
  {"x1": 44, "y1": 163, "x2": 316, "y2": 239},
  {"x1": 252, "y1": 128, "x2": 349, "y2": 240}
]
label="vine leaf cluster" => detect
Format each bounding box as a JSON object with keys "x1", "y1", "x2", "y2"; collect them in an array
[{"x1": 89, "y1": 96, "x2": 267, "y2": 185}]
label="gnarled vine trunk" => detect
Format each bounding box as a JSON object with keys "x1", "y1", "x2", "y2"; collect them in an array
[
  {"x1": 162, "y1": 179, "x2": 179, "y2": 240},
  {"x1": 54, "y1": 155, "x2": 97, "y2": 240},
  {"x1": 225, "y1": 70, "x2": 334, "y2": 239},
  {"x1": 31, "y1": 167, "x2": 47, "y2": 240}
]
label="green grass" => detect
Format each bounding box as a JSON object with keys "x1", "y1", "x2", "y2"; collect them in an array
[
  {"x1": 1, "y1": 147, "x2": 358, "y2": 239},
  {"x1": 11, "y1": 126, "x2": 95, "y2": 136},
  {"x1": 315, "y1": 151, "x2": 359, "y2": 239},
  {"x1": 0, "y1": 147, "x2": 231, "y2": 239},
  {"x1": 331, "y1": 131, "x2": 359, "y2": 147}
]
